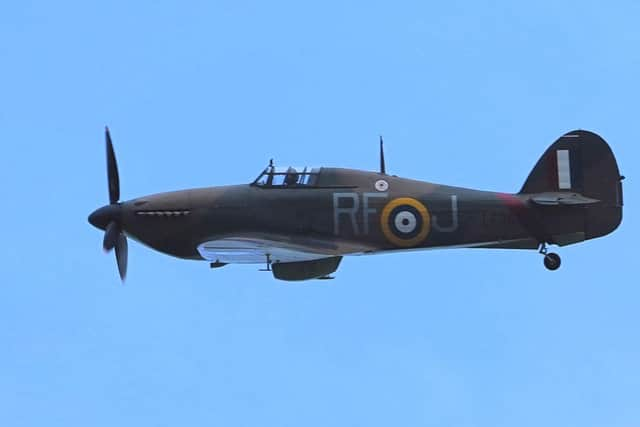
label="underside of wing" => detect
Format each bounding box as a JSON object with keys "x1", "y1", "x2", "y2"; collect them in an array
[
  {"x1": 197, "y1": 238, "x2": 328, "y2": 264},
  {"x1": 196, "y1": 234, "x2": 370, "y2": 264},
  {"x1": 197, "y1": 235, "x2": 351, "y2": 281}
]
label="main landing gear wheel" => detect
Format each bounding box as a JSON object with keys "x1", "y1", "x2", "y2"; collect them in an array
[{"x1": 543, "y1": 252, "x2": 561, "y2": 271}]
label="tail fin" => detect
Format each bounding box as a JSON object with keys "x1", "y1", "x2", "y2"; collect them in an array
[{"x1": 520, "y1": 130, "x2": 623, "y2": 239}]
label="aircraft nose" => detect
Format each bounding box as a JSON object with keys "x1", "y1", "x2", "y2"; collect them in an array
[{"x1": 88, "y1": 204, "x2": 121, "y2": 230}]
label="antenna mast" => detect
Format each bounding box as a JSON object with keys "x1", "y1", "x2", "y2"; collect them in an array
[{"x1": 379, "y1": 135, "x2": 386, "y2": 175}]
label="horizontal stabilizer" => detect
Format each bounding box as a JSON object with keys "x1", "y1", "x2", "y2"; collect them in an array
[{"x1": 530, "y1": 192, "x2": 600, "y2": 206}]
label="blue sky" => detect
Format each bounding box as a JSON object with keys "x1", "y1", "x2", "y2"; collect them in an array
[{"x1": 1, "y1": 1, "x2": 638, "y2": 426}]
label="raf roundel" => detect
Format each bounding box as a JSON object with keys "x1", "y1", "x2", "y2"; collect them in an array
[
  {"x1": 380, "y1": 197, "x2": 431, "y2": 247},
  {"x1": 374, "y1": 179, "x2": 389, "y2": 192}
]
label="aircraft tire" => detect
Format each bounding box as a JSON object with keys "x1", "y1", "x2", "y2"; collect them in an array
[{"x1": 543, "y1": 252, "x2": 561, "y2": 271}]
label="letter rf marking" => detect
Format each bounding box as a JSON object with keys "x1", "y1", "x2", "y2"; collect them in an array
[
  {"x1": 333, "y1": 193, "x2": 360, "y2": 235},
  {"x1": 362, "y1": 192, "x2": 388, "y2": 234}
]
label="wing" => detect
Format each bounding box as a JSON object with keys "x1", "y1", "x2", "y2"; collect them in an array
[
  {"x1": 197, "y1": 235, "x2": 354, "y2": 281},
  {"x1": 196, "y1": 233, "x2": 371, "y2": 264},
  {"x1": 198, "y1": 237, "x2": 330, "y2": 264}
]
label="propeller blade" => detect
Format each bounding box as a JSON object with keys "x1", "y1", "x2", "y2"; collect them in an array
[
  {"x1": 106, "y1": 127, "x2": 120, "y2": 204},
  {"x1": 103, "y1": 221, "x2": 120, "y2": 252},
  {"x1": 115, "y1": 233, "x2": 128, "y2": 281}
]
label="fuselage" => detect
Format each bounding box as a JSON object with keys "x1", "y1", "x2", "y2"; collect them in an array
[{"x1": 91, "y1": 167, "x2": 587, "y2": 261}]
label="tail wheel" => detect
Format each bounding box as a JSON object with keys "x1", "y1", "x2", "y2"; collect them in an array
[{"x1": 543, "y1": 252, "x2": 561, "y2": 271}]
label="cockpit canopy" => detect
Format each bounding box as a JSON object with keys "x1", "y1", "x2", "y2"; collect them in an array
[{"x1": 252, "y1": 163, "x2": 321, "y2": 188}]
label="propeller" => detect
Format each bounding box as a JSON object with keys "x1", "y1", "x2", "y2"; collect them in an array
[{"x1": 89, "y1": 127, "x2": 128, "y2": 282}]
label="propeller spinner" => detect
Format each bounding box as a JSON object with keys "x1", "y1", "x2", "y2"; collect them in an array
[{"x1": 88, "y1": 127, "x2": 128, "y2": 282}]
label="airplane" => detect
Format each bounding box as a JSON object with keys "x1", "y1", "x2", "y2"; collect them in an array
[{"x1": 89, "y1": 128, "x2": 624, "y2": 282}]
